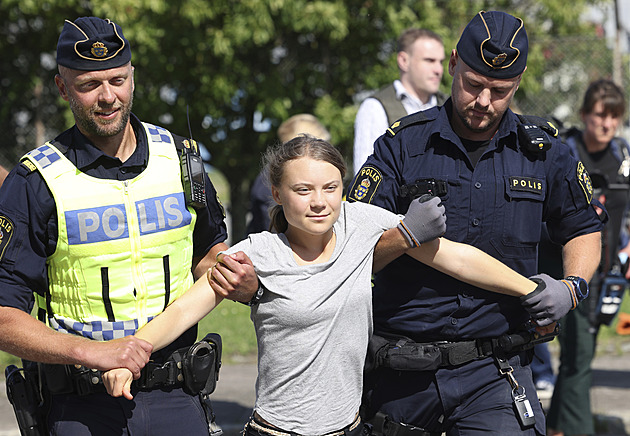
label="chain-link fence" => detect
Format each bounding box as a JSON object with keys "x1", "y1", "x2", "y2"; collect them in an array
[
  {"x1": 517, "y1": 35, "x2": 628, "y2": 137},
  {"x1": 0, "y1": 97, "x2": 66, "y2": 170}
]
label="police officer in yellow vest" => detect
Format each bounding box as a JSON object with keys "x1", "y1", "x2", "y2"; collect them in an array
[{"x1": 0, "y1": 17, "x2": 257, "y2": 435}]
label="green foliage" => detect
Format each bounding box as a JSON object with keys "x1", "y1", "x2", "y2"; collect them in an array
[
  {"x1": 0, "y1": 0, "x2": 617, "y2": 237},
  {"x1": 197, "y1": 301, "x2": 257, "y2": 362}
]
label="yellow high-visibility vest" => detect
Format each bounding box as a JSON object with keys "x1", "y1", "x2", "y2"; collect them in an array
[{"x1": 24, "y1": 123, "x2": 196, "y2": 340}]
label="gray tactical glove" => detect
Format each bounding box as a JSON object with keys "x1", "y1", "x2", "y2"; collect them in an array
[
  {"x1": 397, "y1": 194, "x2": 446, "y2": 247},
  {"x1": 521, "y1": 273, "x2": 576, "y2": 326}
]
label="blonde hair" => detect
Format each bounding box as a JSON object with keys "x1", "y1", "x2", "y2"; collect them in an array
[{"x1": 276, "y1": 114, "x2": 331, "y2": 143}]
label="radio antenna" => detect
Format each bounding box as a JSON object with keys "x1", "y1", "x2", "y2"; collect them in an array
[
  {"x1": 186, "y1": 105, "x2": 194, "y2": 141},
  {"x1": 186, "y1": 105, "x2": 198, "y2": 153}
]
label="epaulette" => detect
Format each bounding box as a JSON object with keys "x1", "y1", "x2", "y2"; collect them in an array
[
  {"x1": 19, "y1": 160, "x2": 37, "y2": 174},
  {"x1": 516, "y1": 114, "x2": 559, "y2": 138},
  {"x1": 386, "y1": 110, "x2": 437, "y2": 137}
]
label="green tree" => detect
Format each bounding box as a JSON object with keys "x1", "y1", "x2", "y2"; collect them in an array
[{"x1": 0, "y1": 0, "x2": 612, "y2": 240}]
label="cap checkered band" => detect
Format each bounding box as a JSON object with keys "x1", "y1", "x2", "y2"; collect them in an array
[
  {"x1": 49, "y1": 315, "x2": 155, "y2": 341},
  {"x1": 27, "y1": 144, "x2": 61, "y2": 169},
  {"x1": 146, "y1": 124, "x2": 172, "y2": 144}
]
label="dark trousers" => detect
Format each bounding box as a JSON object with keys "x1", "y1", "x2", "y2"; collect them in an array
[
  {"x1": 546, "y1": 302, "x2": 597, "y2": 435},
  {"x1": 366, "y1": 351, "x2": 545, "y2": 435},
  {"x1": 47, "y1": 387, "x2": 209, "y2": 436}
]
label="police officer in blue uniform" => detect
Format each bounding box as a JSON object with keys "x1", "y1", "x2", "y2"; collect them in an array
[
  {"x1": 348, "y1": 11, "x2": 603, "y2": 436},
  {"x1": 0, "y1": 17, "x2": 257, "y2": 435}
]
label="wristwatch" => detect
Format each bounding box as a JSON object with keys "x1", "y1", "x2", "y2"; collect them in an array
[
  {"x1": 565, "y1": 275, "x2": 589, "y2": 303},
  {"x1": 240, "y1": 280, "x2": 266, "y2": 306}
]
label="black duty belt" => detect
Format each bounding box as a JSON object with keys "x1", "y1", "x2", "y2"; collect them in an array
[
  {"x1": 42, "y1": 333, "x2": 222, "y2": 396},
  {"x1": 366, "y1": 326, "x2": 559, "y2": 373},
  {"x1": 136, "y1": 356, "x2": 185, "y2": 390},
  {"x1": 382, "y1": 337, "x2": 495, "y2": 371},
  {"x1": 43, "y1": 356, "x2": 186, "y2": 396}
]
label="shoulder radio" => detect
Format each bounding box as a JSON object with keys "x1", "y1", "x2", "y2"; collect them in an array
[
  {"x1": 180, "y1": 107, "x2": 207, "y2": 209},
  {"x1": 180, "y1": 142, "x2": 207, "y2": 209}
]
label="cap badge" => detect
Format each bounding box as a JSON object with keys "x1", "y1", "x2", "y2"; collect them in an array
[
  {"x1": 492, "y1": 53, "x2": 507, "y2": 66},
  {"x1": 91, "y1": 41, "x2": 108, "y2": 58}
]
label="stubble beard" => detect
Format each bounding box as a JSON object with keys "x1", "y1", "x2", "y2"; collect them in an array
[
  {"x1": 69, "y1": 93, "x2": 133, "y2": 139},
  {"x1": 454, "y1": 103, "x2": 500, "y2": 135}
]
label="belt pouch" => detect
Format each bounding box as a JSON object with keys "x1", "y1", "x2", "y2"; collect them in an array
[
  {"x1": 385, "y1": 339, "x2": 442, "y2": 371},
  {"x1": 41, "y1": 364, "x2": 74, "y2": 395}
]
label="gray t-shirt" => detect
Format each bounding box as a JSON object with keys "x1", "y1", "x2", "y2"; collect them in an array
[{"x1": 226, "y1": 201, "x2": 400, "y2": 434}]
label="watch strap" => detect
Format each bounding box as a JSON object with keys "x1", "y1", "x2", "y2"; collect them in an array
[
  {"x1": 240, "y1": 280, "x2": 266, "y2": 306},
  {"x1": 564, "y1": 275, "x2": 589, "y2": 308}
]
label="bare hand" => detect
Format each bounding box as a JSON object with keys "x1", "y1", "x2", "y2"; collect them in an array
[
  {"x1": 534, "y1": 321, "x2": 557, "y2": 336},
  {"x1": 102, "y1": 368, "x2": 134, "y2": 400},
  {"x1": 209, "y1": 251, "x2": 258, "y2": 303},
  {"x1": 82, "y1": 336, "x2": 152, "y2": 379}
]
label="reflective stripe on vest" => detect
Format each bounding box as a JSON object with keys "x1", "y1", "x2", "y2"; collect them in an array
[{"x1": 25, "y1": 123, "x2": 196, "y2": 340}]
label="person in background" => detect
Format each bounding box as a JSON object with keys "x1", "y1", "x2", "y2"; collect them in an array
[
  {"x1": 530, "y1": 341, "x2": 556, "y2": 399},
  {"x1": 348, "y1": 10, "x2": 602, "y2": 435},
  {"x1": 0, "y1": 16, "x2": 256, "y2": 435},
  {"x1": 247, "y1": 113, "x2": 330, "y2": 235},
  {"x1": 104, "y1": 135, "x2": 563, "y2": 436},
  {"x1": 353, "y1": 28, "x2": 447, "y2": 174},
  {"x1": 547, "y1": 79, "x2": 630, "y2": 436}
]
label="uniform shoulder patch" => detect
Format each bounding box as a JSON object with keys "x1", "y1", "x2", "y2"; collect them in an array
[
  {"x1": 0, "y1": 215, "x2": 15, "y2": 262},
  {"x1": 386, "y1": 110, "x2": 437, "y2": 137},
  {"x1": 347, "y1": 166, "x2": 382, "y2": 203},
  {"x1": 576, "y1": 161, "x2": 593, "y2": 203}
]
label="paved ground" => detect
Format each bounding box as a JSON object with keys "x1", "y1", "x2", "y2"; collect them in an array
[{"x1": 0, "y1": 348, "x2": 628, "y2": 436}]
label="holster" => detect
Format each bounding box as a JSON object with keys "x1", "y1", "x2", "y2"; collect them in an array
[{"x1": 5, "y1": 360, "x2": 48, "y2": 436}]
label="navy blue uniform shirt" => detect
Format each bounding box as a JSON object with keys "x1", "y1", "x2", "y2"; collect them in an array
[
  {"x1": 0, "y1": 114, "x2": 226, "y2": 359},
  {"x1": 347, "y1": 100, "x2": 603, "y2": 341}
]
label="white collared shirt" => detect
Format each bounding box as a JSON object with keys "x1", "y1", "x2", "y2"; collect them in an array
[{"x1": 353, "y1": 80, "x2": 438, "y2": 174}]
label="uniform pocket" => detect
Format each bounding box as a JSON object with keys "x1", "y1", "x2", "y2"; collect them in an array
[{"x1": 491, "y1": 176, "x2": 546, "y2": 259}]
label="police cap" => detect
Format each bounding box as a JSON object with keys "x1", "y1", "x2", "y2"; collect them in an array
[
  {"x1": 456, "y1": 11, "x2": 527, "y2": 79},
  {"x1": 56, "y1": 17, "x2": 131, "y2": 71}
]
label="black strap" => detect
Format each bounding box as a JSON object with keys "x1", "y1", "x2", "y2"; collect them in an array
[
  {"x1": 100, "y1": 267, "x2": 115, "y2": 322},
  {"x1": 200, "y1": 393, "x2": 223, "y2": 436},
  {"x1": 441, "y1": 340, "x2": 494, "y2": 367},
  {"x1": 163, "y1": 255, "x2": 171, "y2": 310}
]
